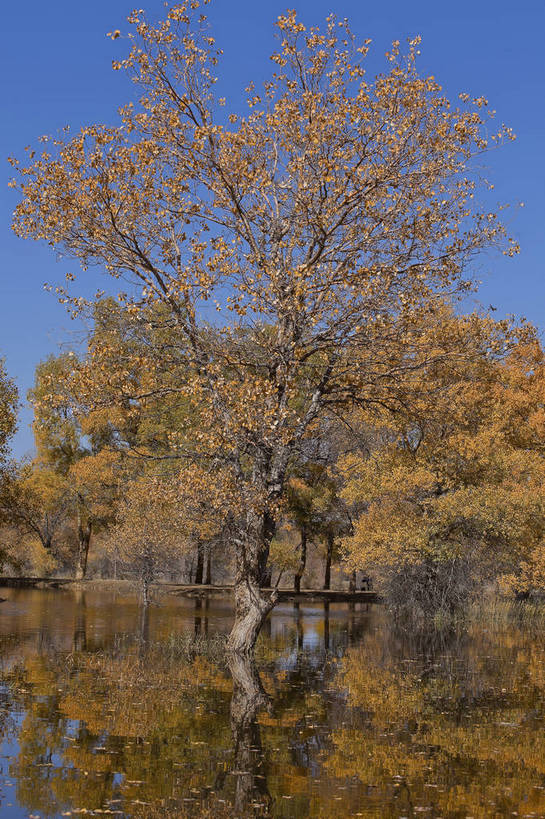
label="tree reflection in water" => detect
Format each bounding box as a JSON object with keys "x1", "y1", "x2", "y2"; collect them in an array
[
  {"x1": 193, "y1": 596, "x2": 210, "y2": 637},
  {"x1": 72, "y1": 588, "x2": 87, "y2": 652},
  {"x1": 1, "y1": 590, "x2": 545, "y2": 816},
  {"x1": 0, "y1": 591, "x2": 355, "y2": 816},
  {"x1": 228, "y1": 653, "x2": 272, "y2": 816}
]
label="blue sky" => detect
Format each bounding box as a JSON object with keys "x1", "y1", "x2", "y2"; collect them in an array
[{"x1": 1, "y1": 0, "x2": 543, "y2": 457}]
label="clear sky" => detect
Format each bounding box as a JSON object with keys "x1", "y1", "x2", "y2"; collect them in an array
[{"x1": 1, "y1": 0, "x2": 543, "y2": 457}]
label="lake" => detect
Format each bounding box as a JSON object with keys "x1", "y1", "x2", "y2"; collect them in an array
[{"x1": 0, "y1": 587, "x2": 544, "y2": 817}]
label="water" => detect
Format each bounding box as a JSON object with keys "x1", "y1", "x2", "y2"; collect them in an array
[{"x1": 0, "y1": 587, "x2": 544, "y2": 817}]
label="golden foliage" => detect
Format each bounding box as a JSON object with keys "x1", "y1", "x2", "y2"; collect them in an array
[
  {"x1": 10, "y1": 4, "x2": 518, "y2": 534},
  {"x1": 340, "y1": 330, "x2": 545, "y2": 594}
]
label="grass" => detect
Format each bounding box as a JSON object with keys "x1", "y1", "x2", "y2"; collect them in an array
[
  {"x1": 161, "y1": 631, "x2": 227, "y2": 662},
  {"x1": 468, "y1": 595, "x2": 545, "y2": 629}
]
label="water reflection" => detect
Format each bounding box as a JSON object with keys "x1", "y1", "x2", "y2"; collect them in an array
[
  {"x1": 73, "y1": 588, "x2": 87, "y2": 652},
  {"x1": 193, "y1": 597, "x2": 210, "y2": 638},
  {"x1": 0, "y1": 589, "x2": 544, "y2": 816},
  {"x1": 228, "y1": 653, "x2": 272, "y2": 816}
]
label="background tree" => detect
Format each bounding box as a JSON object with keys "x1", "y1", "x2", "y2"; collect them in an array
[
  {"x1": 0, "y1": 461, "x2": 71, "y2": 568},
  {"x1": 286, "y1": 457, "x2": 350, "y2": 592},
  {"x1": 11, "y1": 2, "x2": 519, "y2": 652},
  {"x1": 113, "y1": 475, "x2": 189, "y2": 603},
  {"x1": 29, "y1": 353, "x2": 122, "y2": 579},
  {"x1": 340, "y1": 326, "x2": 545, "y2": 615},
  {"x1": 286, "y1": 471, "x2": 316, "y2": 593}
]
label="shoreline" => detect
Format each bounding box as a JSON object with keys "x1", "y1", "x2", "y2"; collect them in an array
[{"x1": 0, "y1": 576, "x2": 380, "y2": 602}]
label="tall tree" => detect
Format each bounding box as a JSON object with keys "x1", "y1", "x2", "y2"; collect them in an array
[{"x1": 11, "y1": 3, "x2": 518, "y2": 652}]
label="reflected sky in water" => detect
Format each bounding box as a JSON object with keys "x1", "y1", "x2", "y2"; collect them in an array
[{"x1": 0, "y1": 587, "x2": 545, "y2": 817}]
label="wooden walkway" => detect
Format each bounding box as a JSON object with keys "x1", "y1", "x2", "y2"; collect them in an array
[{"x1": 165, "y1": 583, "x2": 380, "y2": 603}]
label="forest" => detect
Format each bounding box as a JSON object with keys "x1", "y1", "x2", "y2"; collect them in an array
[
  {"x1": 1, "y1": 1, "x2": 544, "y2": 657},
  {"x1": 1, "y1": 311, "x2": 544, "y2": 616}
]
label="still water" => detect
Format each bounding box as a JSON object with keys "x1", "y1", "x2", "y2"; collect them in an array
[{"x1": 0, "y1": 587, "x2": 544, "y2": 818}]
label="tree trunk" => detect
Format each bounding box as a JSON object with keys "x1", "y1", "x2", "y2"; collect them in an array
[
  {"x1": 194, "y1": 539, "x2": 204, "y2": 584},
  {"x1": 141, "y1": 549, "x2": 154, "y2": 606},
  {"x1": 204, "y1": 544, "x2": 212, "y2": 585},
  {"x1": 226, "y1": 513, "x2": 277, "y2": 655},
  {"x1": 294, "y1": 526, "x2": 307, "y2": 593},
  {"x1": 323, "y1": 532, "x2": 334, "y2": 590},
  {"x1": 349, "y1": 569, "x2": 357, "y2": 593},
  {"x1": 142, "y1": 575, "x2": 150, "y2": 606},
  {"x1": 257, "y1": 509, "x2": 275, "y2": 587},
  {"x1": 228, "y1": 574, "x2": 275, "y2": 655},
  {"x1": 75, "y1": 520, "x2": 92, "y2": 581}
]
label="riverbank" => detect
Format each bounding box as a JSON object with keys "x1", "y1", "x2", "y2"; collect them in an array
[{"x1": 0, "y1": 576, "x2": 381, "y2": 602}]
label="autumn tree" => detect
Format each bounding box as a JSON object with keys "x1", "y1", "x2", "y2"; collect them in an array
[
  {"x1": 0, "y1": 461, "x2": 71, "y2": 563},
  {"x1": 286, "y1": 471, "x2": 316, "y2": 593},
  {"x1": 113, "y1": 475, "x2": 191, "y2": 603},
  {"x1": 11, "y1": 3, "x2": 518, "y2": 652},
  {"x1": 340, "y1": 327, "x2": 545, "y2": 614},
  {"x1": 285, "y1": 456, "x2": 350, "y2": 592},
  {"x1": 489, "y1": 340, "x2": 545, "y2": 596},
  {"x1": 29, "y1": 354, "x2": 123, "y2": 579},
  {"x1": 30, "y1": 301, "x2": 230, "y2": 582}
]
